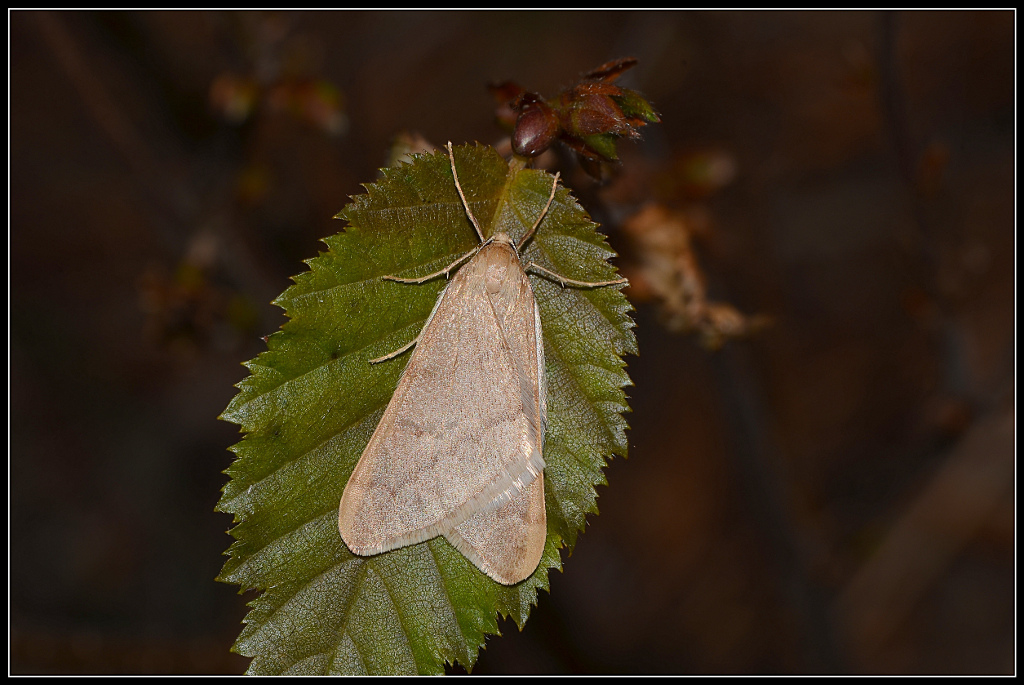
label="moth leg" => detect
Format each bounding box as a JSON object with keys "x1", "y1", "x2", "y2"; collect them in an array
[
  {"x1": 517, "y1": 172, "x2": 561, "y2": 252},
  {"x1": 382, "y1": 248, "x2": 477, "y2": 284},
  {"x1": 524, "y1": 262, "x2": 629, "y2": 288},
  {"x1": 370, "y1": 335, "x2": 420, "y2": 364},
  {"x1": 447, "y1": 141, "x2": 485, "y2": 243}
]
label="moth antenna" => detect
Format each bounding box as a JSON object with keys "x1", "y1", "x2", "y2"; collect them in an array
[
  {"x1": 517, "y1": 172, "x2": 560, "y2": 252},
  {"x1": 447, "y1": 141, "x2": 486, "y2": 244}
]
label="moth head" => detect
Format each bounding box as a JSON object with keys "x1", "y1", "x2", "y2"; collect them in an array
[{"x1": 490, "y1": 232, "x2": 514, "y2": 247}]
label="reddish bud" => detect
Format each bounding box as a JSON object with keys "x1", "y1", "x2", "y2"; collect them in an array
[
  {"x1": 512, "y1": 97, "x2": 559, "y2": 157},
  {"x1": 491, "y1": 57, "x2": 658, "y2": 177}
]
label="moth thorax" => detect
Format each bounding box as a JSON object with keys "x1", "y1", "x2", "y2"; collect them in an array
[{"x1": 485, "y1": 262, "x2": 508, "y2": 294}]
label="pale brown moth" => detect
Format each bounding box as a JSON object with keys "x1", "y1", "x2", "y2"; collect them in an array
[{"x1": 338, "y1": 143, "x2": 626, "y2": 585}]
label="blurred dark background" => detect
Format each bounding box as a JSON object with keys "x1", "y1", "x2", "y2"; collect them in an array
[{"x1": 10, "y1": 10, "x2": 1014, "y2": 675}]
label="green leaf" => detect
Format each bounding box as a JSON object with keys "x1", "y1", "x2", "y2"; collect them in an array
[
  {"x1": 613, "y1": 88, "x2": 662, "y2": 124},
  {"x1": 217, "y1": 144, "x2": 636, "y2": 675},
  {"x1": 580, "y1": 133, "x2": 621, "y2": 161}
]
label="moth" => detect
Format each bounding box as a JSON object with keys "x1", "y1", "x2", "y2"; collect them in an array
[{"x1": 338, "y1": 143, "x2": 625, "y2": 584}]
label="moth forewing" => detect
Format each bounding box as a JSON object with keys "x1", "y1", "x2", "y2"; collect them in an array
[
  {"x1": 440, "y1": 239, "x2": 548, "y2": 584},
  {"x1": 444, "y1": 472, "x2": 546, "y2": 585},
  {"x1": 338, "y1": 238, "x2": 547, "y2": 580},
  {"x1": 534, "y1": 299, "x2": 547, "y2": 439}
]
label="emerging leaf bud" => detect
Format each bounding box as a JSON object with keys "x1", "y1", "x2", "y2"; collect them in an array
[
  {"x1": 563, "y1": 93, "x2": 631, "y2": 138},
  {"x1": 491, "y1": 57, "x2": 660, "y2": 178}
]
